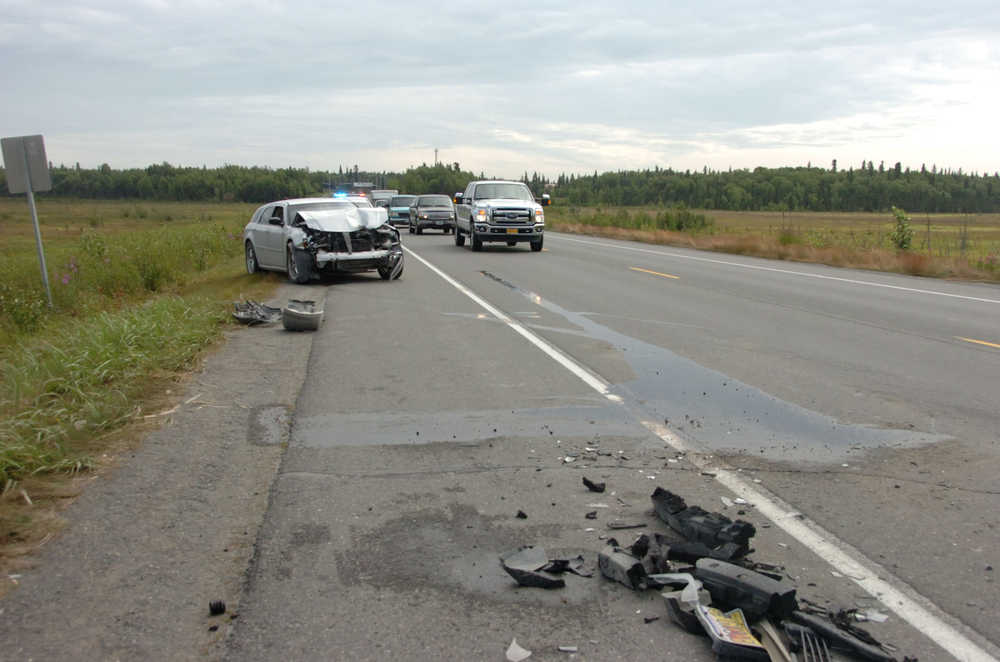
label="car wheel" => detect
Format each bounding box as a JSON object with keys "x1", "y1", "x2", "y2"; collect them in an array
[
  {"x1": 408, "y1": 224, "x2": 414, "y2": 234},
  {"x1": 472, "y1": 234, "x2": 482, "y2": 251},
  {"x1": 455, "y1": 227, "x2": 465, "y2": 246},
  {"x1": 245, "y1": 241, "x2": 259, "y2": 274},
  {"x1": 530, "y1": 236, "x2": 544, "y2": 252},
  {"x1": 286, "y1": 243, "x2": 312, "y2": 284},
  {"x1": 378, "y1": 256, "x2": 404, "y2": 280},
  {"x1": 416, "y1": 225, "x2": 423, "y2": 235}
]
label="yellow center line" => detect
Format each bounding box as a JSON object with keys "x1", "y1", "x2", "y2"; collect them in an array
[
  {"x1": 630, "y1": 266, "x2": 680, "y2": 280},
  {"x1": 956, "y1": 336, "x2": 1000, "y2": 349}
]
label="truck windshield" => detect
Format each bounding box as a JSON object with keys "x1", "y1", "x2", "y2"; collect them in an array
[
  {"x1": 473, "y1": 183, "x2": 533, "y2": 201},
  {"x1": 417, "y1": 195, "x2": 453, "y2": 207}
]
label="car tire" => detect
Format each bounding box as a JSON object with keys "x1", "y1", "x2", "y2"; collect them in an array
[
  {"x1": 286, "y1": 243, "x2": 312, "y2": 284},
  {"x1": 472, "y1": 234, "x2": 482, "y2": 252},
  {"x1": 455, "y1": 227, "x2": 465, "y2": 246},
  {"x1": 378, "y1": 256, "x2": 404, "y2": 280},
  {"x1": 408, "y1": 224, "x2": 414, "y2": 234},
  {"x1": 245, "y1": 241, "x2": 259, "y2": 274},
  {"x1": 530, "y1": 236, "x2": 544, "y2": 252},
  {"x1": 416, "y1": 226, "x2": 423, "y2": 235}
]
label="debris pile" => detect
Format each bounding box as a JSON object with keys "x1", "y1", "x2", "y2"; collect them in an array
[
  {"x1": 232, "y1": 299, "x2": 325, "y2": 331},
  {"x1": 499, "y1": 484, "x2": 910, "y2": 661}
]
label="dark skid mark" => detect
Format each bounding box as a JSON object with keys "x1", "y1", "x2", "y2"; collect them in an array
[{"x1": 480, "y1": 272, "x2": 945, "y2": 463}]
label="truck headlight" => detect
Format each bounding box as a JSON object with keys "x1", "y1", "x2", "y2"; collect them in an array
[{"x1": 476, "y1": 208, "x2": 487, "y2": 219}]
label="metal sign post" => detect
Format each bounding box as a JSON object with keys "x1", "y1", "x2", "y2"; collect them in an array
[{"x1": 2, "y1": 134, "x2": 54, "y2": 307}]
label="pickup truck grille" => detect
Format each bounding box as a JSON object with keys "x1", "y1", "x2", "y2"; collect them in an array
[{"x1": 491, "y1": 208, "x2": 532, "y2": 225}]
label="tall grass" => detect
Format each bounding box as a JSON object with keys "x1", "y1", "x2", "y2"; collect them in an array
[{"x1": 0, "y1": 199, "x2": 261, "y2": 482}]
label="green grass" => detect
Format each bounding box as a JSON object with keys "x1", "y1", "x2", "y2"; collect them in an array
[{"x1": 0, "y1": 198, "x2": 277, "y2": 482}]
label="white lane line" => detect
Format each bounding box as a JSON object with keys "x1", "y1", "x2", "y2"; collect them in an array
[
  {"x1": 556, "y1": 235, "x2": 1000, "y2": 305},
  {"x1": 402, "y1": 246, "x2": 611, "y2": 397},
  {"x1": 406, "y1": 244, "x2": 999, "y2": 662}
]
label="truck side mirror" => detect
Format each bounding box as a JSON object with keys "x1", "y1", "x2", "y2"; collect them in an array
[
  {"x1": 541, "y1": 193, "x2": 551, "y2": 206},
  {"x1": 453, "y1": 192, "x2": 463, "y2": 204}
]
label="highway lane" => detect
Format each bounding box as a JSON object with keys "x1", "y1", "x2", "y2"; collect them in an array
[{"x1": 228, "y1": 231, "x2": 999, "y2": 661}]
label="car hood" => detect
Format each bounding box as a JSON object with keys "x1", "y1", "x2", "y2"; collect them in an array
[
  {"x1": 473, "y1": 198, "x2": 539, "y2": 209},
  {"x1": 296, "y1": 207, "x2": 389, "y2": 232}
]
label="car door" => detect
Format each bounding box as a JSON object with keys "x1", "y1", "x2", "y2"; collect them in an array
[{"x1": 255, "y1": 204, "x2": 286, "y2": 268}]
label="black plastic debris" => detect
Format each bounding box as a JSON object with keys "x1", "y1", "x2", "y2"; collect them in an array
[
  {"x1": 695, "y1": 558, "x2": 797, "y2": 621},
  {"x1": 209, "y1": 600, "x2": 226, "y2": 616},
  {"x1": 668, "y1": 540, "x2": 746, "y2": 563},
  {"x1": 651, "y1": 487, "x2": 756, "y2": 558},
  {"x1": 598, "y1": 542, "x2": 648, "y2": 590},
  {"x1": 500, "y1": 546, "x2": 566, "y2": 589},
  {"x1": 232, "y1": 300, "x2": 281, "y2": 325},
  {"x1": 629, "y1": 534, "x2": 651, "y2": 559},
  {"x1": 582, "y1": 476, "x2": 606, "y2": 493},
  {"x1": 585, "y1": 511, "x2": 598, "y2": 520},
  {"x1": 541, "y1": 555, "x2": 593, "y2": 578},
  {"x1": 653, "y1": 572, "x2": 711, "y2": 634},
  {"x1": 791, "y1": 610, "x2": 896, "y2": 662},
  {"x1": 516, "y1": 510, "x2": 528, "y2": 519}
]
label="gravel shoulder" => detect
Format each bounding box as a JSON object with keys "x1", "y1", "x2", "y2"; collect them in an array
[{"x1": 0, "y1": 284, "x2": 315, "y2": 661}]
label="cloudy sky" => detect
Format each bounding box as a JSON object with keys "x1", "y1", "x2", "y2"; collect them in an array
[{"x1": 2, "y1": 1, "x2": 999, "y2": 178}]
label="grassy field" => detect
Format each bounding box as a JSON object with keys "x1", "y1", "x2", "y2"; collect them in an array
[
  {"x1": 0, "y1": 198, "x2": 283, "y2": 571},
  {"x1": 547, "y1": 206, "x2": 1000, "y2": 280}
]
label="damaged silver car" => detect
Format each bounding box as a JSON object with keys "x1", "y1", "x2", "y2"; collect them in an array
[{"x1": 243, "y1": 198, "x2": 403, "y2": 283}]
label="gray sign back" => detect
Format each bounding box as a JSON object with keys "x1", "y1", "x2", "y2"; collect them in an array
[{"x1": 2, "y1": 134, "x2": 52, "y2": 193}]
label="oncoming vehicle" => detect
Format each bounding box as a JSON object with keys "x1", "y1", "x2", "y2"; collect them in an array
[
  {"x1": 243, "y1": 198, "x2": 403, "y2": 283},
  {"x1": 454, "y1": 180, "x2": 549, "y2": 251},
  {"x1": 387, "y1": 195, "x2": 416, "y2": 227},
  {"x1": 408, "y1": 194, "x2": 456, "y2": 234}
]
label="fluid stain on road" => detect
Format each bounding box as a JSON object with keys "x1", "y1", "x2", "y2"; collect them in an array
[{"x1": 480, "y1": 271, "x2": 945, "y2": 463}]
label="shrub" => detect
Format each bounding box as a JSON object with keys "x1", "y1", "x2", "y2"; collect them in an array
[{"x1": 890, "y1": 206, "x2": 913, "y2": 251}]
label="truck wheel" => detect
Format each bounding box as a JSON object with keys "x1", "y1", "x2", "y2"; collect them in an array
[
  {"x1": 455, "y1": 227, "x2": 465, "y2": 246},
  {"x1": 530, "y1": 236, "x2": 543, "y2": 252},
  {"x1": 472, "y1": 234, "x2": 483, "y2": 251}
]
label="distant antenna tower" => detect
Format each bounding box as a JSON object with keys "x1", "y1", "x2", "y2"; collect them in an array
[{"x1": 434, "y1": 148, "x2": 438, "y2": 166}]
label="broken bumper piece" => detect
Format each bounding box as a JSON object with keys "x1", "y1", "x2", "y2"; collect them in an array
[{"x1": 314, "y1": 247, "x2": 401, "y2": 272}]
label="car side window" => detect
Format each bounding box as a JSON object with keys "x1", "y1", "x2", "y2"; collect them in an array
[
  {"x1": 465, "y1": 184, "x2": 476, "y2": 201},
  {"x1": 270, "y1": 206, "x2": 284, "y2": 225}
]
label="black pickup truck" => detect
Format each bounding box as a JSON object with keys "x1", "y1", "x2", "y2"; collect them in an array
[{"x1": 453, "y1": 180, "x2": 550, "y2": 252}]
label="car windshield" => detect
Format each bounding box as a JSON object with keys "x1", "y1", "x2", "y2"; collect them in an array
[
  {"x1": 390, "y1": 196, "x2": 416, "y2": 206},
  {"x1": 417, "y1": 195, "x2": 453, "y2": 207},
  {"x1": 473, "y1": 183, "x2": 533, "y2": 201},
  {"x1": 290, "y1": 201, "x2": 355, "y2": 215}
]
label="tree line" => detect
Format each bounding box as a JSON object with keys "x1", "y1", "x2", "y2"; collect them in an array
[
  {"x1": 3, "y1": 160, "x2": 998, "y2": 213},
  {"x1": 543, "y1": 162, "x2": 1000, "y2": 213}
]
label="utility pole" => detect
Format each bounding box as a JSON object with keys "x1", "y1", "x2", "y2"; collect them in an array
[{"x1": 434, "y1": 148, "x2": 438, "y2": 166}]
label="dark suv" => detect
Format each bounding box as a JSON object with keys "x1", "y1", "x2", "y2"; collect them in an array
[{"x1": 408, "y1": 195, "x2": 456, "y2": 234}]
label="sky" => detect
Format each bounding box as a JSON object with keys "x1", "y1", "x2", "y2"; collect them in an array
[{"x1": 2, "y1": 0, "x2": 999, "y2": 179}]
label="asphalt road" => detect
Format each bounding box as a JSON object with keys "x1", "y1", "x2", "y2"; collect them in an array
[{"x1": 3, "y1": 230, "x2": 998, "y2": 661}]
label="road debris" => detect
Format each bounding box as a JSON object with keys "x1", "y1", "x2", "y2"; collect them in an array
[
  {"x1": 695, "y1": 605, "x2": 770, "y2": 660},
  {"x1": 598, "y1": 541, "x2": 648, "y2": 590},
  {"x1": 582, "y1": 476, "x2": 606, "y2": 493},
  {"x1": 607, "y1": 520, "x2": 646, "y2": 530},
  {"x1": 695, "y1": 558, "x2": 797, "y2": 621},
  {"x1": 500, "y1": 546, "x2": 566, "y2": 589},
  {"x1": 516, "y1": 510, "x2": 528, "y2": 519},
  {"x1": 208, "y1": 600, "x2": 226, "y2": 616},
  {"x1": 585, "y1": 510, "x2": 598, "y2": 520},
  {"x1": 282, "y1": 299, "x2": 323, "y2": 331},
  {"x1": 506, "y1": 638, "x2": 532, "y2": 662},
  {"x1": 557, "y1": 645, "x2": 578, "y2": 653},
  {"x1": 232, "y1": 300, "x2": 281, "y2": 325},
  {"x1": 651, "y1": 487, "x2": 755, "y2": 558},
  {"x1": 541, "y1": 555, "x2": 593, "y2": 578}
]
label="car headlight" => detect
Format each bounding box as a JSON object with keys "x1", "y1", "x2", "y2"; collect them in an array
[{"x1": 419, "y1": 214, "x2": 428, "y2": 220}]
